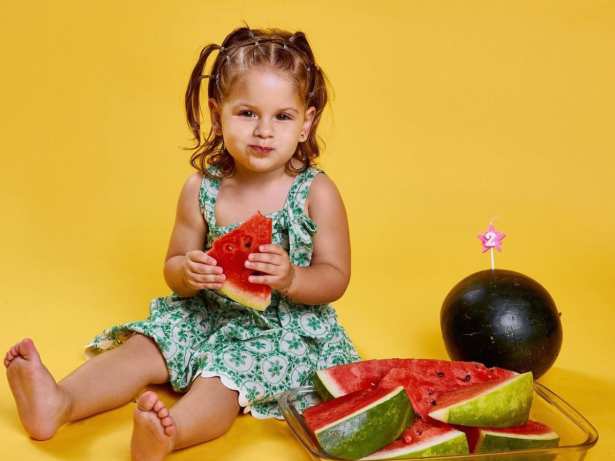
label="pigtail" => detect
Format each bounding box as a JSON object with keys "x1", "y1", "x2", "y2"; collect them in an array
[
  {"x1": 185, "y1": 44, "x2": 220, "y2": 155},
  {"x1": 287, "y1": 31, "x2": 331, "y2": 175}
]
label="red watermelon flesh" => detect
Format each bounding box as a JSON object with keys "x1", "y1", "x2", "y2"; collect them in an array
[
  {"x1": 378, "y1": 367, "x2": 516, "y2": 421},
  {"x1": 206, "y1": 211, "x2": 272, "y2": 310}
]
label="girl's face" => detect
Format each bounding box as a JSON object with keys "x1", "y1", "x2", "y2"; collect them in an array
[{"x1": 209, "y1": 68, "x2": 315, "y2": 176}]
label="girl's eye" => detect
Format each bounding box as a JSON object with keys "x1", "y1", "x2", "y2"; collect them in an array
[
  {"x1": 276, "y1": 113, "x2": 292, "y2": 121},
  {"x1": 239, "y1": 111, "x2": 255, "y2": 117}
]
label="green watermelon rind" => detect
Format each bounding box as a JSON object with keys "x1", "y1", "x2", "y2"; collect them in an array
[
  {"x1": 428, "y1": 372, "x2": 534, "y2": 428},
  {"x1": 361, "y1": 429, "x2": 470, "y2": 460},
  {"x1": 221, "y1": 279, "x2": 270, "y2": 311},
  {"x1": 314, "y1": 386, "x2": 415, "y2": 460},
  {"x1": 477, "y1": 428, "x2": 560, "y2": 453}
]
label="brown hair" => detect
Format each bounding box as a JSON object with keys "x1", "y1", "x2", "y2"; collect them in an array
[{"x1": 185, "y1": 26, "x2": 331, "y2": 178}]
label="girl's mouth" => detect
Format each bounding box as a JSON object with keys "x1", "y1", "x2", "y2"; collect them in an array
[{"x1": 250, "y1": 145, "x2": 273, "y2": 154}]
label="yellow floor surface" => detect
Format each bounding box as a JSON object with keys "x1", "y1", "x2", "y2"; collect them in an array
[{"x1": 2, "y1": 1, "x2": 614, "y2": 460}]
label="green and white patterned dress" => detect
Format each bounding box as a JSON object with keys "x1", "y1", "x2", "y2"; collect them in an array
[{"x1": 85, "y1": 167, "x2": 360, "y2": 419}]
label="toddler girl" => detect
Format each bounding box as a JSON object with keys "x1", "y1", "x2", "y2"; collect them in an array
[{"x1": 5, "y1": 25, "x2": 359, "y2": 461}]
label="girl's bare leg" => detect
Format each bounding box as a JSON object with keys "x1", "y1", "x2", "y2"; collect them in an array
[
  {"x1": 131, "y1": 376, "x2": 240, "y2": 461},
  {"x1": 5, "y1": 334, "x2": 168, "y2": 440}
]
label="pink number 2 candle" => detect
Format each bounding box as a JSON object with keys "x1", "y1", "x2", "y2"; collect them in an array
[{"x1": 477, "y1": 217, "x2": 506, "y2": 270}]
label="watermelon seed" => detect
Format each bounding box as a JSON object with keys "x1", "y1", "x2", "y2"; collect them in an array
[
  {"x1": 464, "y1": 374, "x2": 471, "y2": 381},
  {"x1": 225, "y1": 244, "x2": 235, "y2": 252},
  {"x1": 416, "y1": 414, "x2": 422, "y2": 419},
  {"x1": 430, "y1": 400, "x2": 437, "y2": 406},
  {"x1": 245, "y1": 242, "x2": 251, "y2": 248},
  {"x1": 437, "y1": 372, "x2": 444, "y2": 377},
  {"x1": 428, "y1": 391, "x2": 433, "y2": 395}
]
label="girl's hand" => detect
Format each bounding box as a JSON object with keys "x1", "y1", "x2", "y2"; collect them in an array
[
  {"x1": 181, "y1": 250, "x2": 226, "y2": 291},
  {"x1": 246, "y1": 244, "x2": 294, "y2": 293}
]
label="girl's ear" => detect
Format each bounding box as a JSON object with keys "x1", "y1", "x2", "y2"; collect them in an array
[
  {"x1": 209, "y1": 98, "x2": 223, "y2": 135},
  {"x1": 300, "y1": 106, "x2": 316, "y2": 142}
]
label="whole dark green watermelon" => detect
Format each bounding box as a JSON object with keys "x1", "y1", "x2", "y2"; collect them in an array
[{"x1": 440, "y1": 270, "x2": 563, "y2": 379}]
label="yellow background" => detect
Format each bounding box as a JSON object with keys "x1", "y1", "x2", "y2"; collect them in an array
[{"x1": 1, "y1": 1, "x2": 614, "y2": 459}]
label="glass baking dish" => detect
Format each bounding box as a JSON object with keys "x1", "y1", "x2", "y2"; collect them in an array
[{"x1": 278, "y1": 383, "x2": 598, "y2": 461}]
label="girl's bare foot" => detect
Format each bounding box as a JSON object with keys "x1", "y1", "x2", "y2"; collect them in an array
[
  {"x1": 4, "y1": 338, "x2": 71, "y2": 440},
  {"x1": 131, "y1": 391, "x2": 176, "y2": 461}
]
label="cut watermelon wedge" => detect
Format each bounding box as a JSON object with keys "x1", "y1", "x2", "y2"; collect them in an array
[
  {"x1": 303, "y1": 386, "x2": 414, "y2": 460},
  {"x1": 428, "y1": 372, "x2": 534, "y2": 427},
  {"x1": 362, "y1": 420, "x2": 469, "y2": 459},
  {"x1": 462, "y1": 420, "x2": 560, "y2": 453},
  {"x1": 206, "y1": 212, "x2": 272, "y2": 310}
]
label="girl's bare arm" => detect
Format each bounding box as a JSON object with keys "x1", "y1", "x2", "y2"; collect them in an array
[
  {"x1": 285, "y1": 173, "x2": 351, "y2": 305},
  {"x1": 163, "y1": 172, "x2": 225, "y2": 297}
]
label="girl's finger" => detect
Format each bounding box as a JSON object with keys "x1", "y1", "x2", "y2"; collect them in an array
[
  {"x1": 245, "y1": 261, "x2": 278, "y2": 274},
  {"x1": 189, "y1": 260, "x2": 224, "y2": 275},
  {"x1": 189, "y1": 251, "x2": 218, "y2": 266},
  {"x1": 248, "y1": 274, "x2": 275, "y2": 285},
  {"x1": 198, "y1": 282, "x2": 224, "y2": 290},
  {"x1": 247, "y1": 252, "x2": 280, "y2": 265},
  {"x1": 257, "y1": 244, "x2": 284, "y2": 254},
  {"x1": 192, "y1": 273, "x2": 225, "y2": 283},
  {"x1": 187, "y1": 280, "x2": 223, "y2": 290}
]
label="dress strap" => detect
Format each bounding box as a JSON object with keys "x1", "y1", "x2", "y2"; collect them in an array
[
  {"x1": 285, "y1": 167, "x2": 323, "y2": 213},
  {"x1": 198, "y1": 168, "x2": 222, "y2": 226},
  {"x1": 284, "y1": 168, "x2": 322, "y2": 268}
]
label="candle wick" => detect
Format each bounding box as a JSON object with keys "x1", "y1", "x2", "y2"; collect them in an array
[{"x1": 490, "y1": 215, "x2": 500, "y2": 225}]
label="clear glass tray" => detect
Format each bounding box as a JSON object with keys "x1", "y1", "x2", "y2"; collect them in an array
[{"x1": 278, "y1": 383, "x2": 598, "y2": 460}]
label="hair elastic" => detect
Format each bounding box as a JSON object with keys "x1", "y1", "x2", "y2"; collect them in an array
[{"x1": 209, "y1": 37, "x2": 320, "y2": 99}]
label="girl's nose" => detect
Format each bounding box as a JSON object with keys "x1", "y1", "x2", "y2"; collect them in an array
[{"x1": 254, "y1": 119, "x2": 274, "y2": 138}]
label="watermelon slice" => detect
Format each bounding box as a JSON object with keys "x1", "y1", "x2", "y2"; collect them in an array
[
  {"x1": 362, "y1": 420, "x2": 469, "y2": 459},
  {"x1": 428, "y1": 372, "x2": 534, "y2": 427},
  {"x1": 313, "y1": 358, "x2": 516, "y2": 420},
  {"x1": 462, "y1": 420, "x2": 560, "y2": 453},
  {"x1": 303, "y1": 386, "x2": 415, "y2": 460},
  {"x1": 206, "y1": 211, "x2": 272, "y2": 310}
]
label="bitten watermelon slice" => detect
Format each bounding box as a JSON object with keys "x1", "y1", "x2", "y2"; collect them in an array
[
  {"x1": 428, "y1": 372, "x2": 534, "y2": 427},
  {"x1": 206, "y1": 211, "x2": 272, "y2": 310},
  {"x1": 303, "y1": 386, "x2": 415, "y2": 460},
  {"x1": 362, "y1": 420, "x2": 469, "y2": 459},
  {"x1": 461, "y1": 420, "x2": 560, "y2": 453}
]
